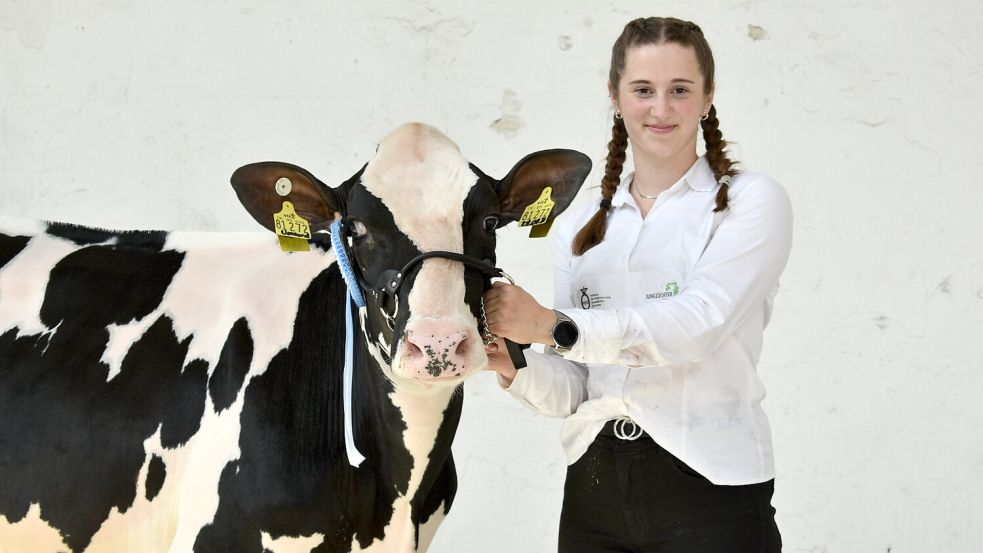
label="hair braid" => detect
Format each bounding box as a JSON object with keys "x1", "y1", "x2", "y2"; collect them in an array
[
  {"x1": 573, "y1": 114, "x2": 628, "y2": 255},
  {"x1": 701, "y1": 105, "x2": 737, "y2": 212},
  {"x1": 575, "y1": 17, "x2": 736, "y2": 252}
]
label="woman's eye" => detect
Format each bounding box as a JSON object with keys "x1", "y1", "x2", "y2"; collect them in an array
[
  {"x1": 482, "y1": 215, "x2": 500, "y2": 233},
  {"x1": 671, "y1": 87, "x2": 689, "y2": 94}
]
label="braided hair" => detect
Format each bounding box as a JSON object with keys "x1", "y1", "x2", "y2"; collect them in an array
[{"x1": 573, "y1": 17, "x2": 738, "y2": 255}]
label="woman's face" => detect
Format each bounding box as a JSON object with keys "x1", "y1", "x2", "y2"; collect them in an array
[{"x1": 611, "y1": 42, "x2": 713, "y2": 167}]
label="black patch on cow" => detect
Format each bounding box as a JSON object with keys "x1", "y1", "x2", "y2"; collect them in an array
[
  {"x1": 39, "y1": 245, "x2": 184, "y2": 329},
  {"x1": 146, "y1": 454, "x2": 167, "y2": 501},
  {"x1": 46, "y1": 222, "x2": 169, "y2": 251},
  {"x1": 208, "y1": 317, "x2": 254, "y2": 413},
  {"x1": 193, "y1": 264, "x2": 425, "y2": 553},
  {"x1": 0, "y1": 238, "x2": 214, "y2": 552},
  {"x1": 0, "y1": 234, "x2": 30, "y2": 270},
  {"x1": 460, "y1": 180, "x2": 501, "y2": 323},
  {"x1": 163, "y1": 358, "x2": 210, "y2": 449}
]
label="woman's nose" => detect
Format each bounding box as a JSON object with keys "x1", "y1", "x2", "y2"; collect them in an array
[{"x1": 649, "y1": 96, "x2": 670, "y2": 117}]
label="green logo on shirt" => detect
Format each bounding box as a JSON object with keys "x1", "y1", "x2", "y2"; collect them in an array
[{"x1": 646, "y1": 281, "x2": 680, "y2": 300}]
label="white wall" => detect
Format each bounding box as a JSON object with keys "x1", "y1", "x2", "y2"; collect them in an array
[{"x1": 3, "y1": 1, "x2": 982, "y2": 551}]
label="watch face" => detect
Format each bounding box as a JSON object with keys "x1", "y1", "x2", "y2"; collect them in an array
[{"x1": 553, "y1": 320, "x2": 579, "y2": 348}]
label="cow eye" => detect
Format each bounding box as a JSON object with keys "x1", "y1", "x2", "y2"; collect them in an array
[
  {"x1": 482, "y1": 215, "x2": 500, "y2": 233},
  {"x1": 347, "y1": 220, "x2": 368, "y2": 240}
]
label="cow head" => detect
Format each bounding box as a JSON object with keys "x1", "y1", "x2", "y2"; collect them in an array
[{"x1": 231, "y1": 123, "x2": 590, "y2": 391}]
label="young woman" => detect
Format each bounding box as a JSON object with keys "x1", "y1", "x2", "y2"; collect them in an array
[{"x1": 482, "y1": 17, "x2": 791, "y2": 552}]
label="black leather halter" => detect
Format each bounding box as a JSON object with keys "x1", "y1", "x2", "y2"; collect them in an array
[{"x1": 335, "y1": 222, "x2": 528, "y2": 368}]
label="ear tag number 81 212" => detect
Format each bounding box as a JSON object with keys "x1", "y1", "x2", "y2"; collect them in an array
[
  {"x1": 273, "y1": 201, "x2": 311, "y2": 252},
  {"x1": 518, "y1": 186, "x2": 555, "y2": 238}
]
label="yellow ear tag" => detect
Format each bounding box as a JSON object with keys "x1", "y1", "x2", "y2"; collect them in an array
[
  {"x1": 528, "y1": 218, "x2": 553, "y2": 238},
  {"x1": 517, "y1": 187, "x2": 556, "y2": 238},
  {"x1": 273, "y1": 201, "x2": 311, "y2": 252}
]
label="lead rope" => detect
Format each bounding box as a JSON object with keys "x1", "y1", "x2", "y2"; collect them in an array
[{"x1": 330, "y1": 220, "x2": 367, "y2": 468}]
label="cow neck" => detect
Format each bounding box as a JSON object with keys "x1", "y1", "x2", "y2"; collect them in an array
[{"x1": 354, "y1": 330, "x2": 462, "y2": 499}]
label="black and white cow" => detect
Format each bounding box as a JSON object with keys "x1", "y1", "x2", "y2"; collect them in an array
[{"x1": 0, "y1": 122, "x2": 591, "y2": 553}]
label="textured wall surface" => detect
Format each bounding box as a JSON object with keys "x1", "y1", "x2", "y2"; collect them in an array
[{"x1": 2, "y1": 1, "x2": 982, "y2": 551}]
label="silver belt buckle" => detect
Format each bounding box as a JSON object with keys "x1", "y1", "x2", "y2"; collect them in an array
[{"x1": 612, "y1": 416, "x2": 644, "y2": 441}]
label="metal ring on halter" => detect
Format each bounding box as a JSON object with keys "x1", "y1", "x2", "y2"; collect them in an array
[
  {"x1": 480, "y1": 271, "x2": 515, "y2": 346},
  {"x1": 613, "y1": 416, "x2": 644, "y2": 441},
  {"x1": 496, "y1": 271, "x2": 515, "y2": 285}
]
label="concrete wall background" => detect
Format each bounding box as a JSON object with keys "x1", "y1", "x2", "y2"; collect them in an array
[{"x1": 2, "y1": 1, "x2": 981, "y2": 551}]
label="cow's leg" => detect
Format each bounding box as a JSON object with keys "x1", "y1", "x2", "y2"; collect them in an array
[{"x1": 414, "y1": 454, "x2": 457, "y2": 552}]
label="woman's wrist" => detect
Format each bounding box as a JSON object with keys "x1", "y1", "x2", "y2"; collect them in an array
[{"x1": 537, "y1": 307, "x2": 559, "y2": 346}]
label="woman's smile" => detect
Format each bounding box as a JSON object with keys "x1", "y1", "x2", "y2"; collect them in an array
[{"x1": 644, "y1": 123, "x2": 677, "y2": 134}]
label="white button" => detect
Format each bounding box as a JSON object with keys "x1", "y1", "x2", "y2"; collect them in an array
[{"x1": 275, "y1": 177, "x2": 292, "y2": 196}]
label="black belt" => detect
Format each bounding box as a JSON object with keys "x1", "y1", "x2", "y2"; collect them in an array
[{"x1": 599, "y1": 418, "x2": 649, "y2": 441}]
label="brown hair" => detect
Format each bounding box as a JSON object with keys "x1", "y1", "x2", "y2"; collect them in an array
[{"x1": 573, "y1": 17, "x2": 737, "y2": 255}]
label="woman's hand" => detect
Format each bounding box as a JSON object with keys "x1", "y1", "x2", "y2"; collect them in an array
[
  {"x1": 484, "y1": 338, "x2": 518, "y2": 385},
  {"x1": 481, "y1": 282, "x2": 557, "y2": 345}
]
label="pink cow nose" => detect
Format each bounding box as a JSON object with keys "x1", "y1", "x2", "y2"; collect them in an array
[{"x1": 402, "y1": 324, "x2": 475, "y2": 379}]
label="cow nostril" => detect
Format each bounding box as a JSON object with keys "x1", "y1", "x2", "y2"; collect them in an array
[
  {"x1": 454, "y1": 335, "x2": 470, "y2": 356},
  {"x1": 404, "y1": 340, "x2": 423, "y2": 360}
]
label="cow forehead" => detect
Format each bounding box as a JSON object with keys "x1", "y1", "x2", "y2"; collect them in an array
[{"x1": 361, "y1": 123, "x2": 476, "y2": 253}]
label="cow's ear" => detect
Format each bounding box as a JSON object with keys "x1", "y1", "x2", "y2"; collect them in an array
[
  {"x1": 231, "y1": 162, "x2": 341, "y2": 233},
  {"x1": 494, "y1": 149, "x2": 592, "y2": 227}
]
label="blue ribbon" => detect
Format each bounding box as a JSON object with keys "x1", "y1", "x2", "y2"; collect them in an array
[{"x1": 330, "y1": 220, "x2": 366, "y2": 467}]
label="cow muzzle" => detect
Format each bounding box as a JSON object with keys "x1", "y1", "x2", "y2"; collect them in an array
[{"x1": 399, "y1": 318, "x2": 484, "y2": 380}]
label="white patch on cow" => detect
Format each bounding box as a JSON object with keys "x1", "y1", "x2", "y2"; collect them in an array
[
  {"x1": 85, "y1": 428, "x2": 180, "y2": 552},
  {"x1": 84, "y1": 395, "x2": 244, "y2": 553},
  {"x1": 353, "y1": 338, "x2": 456, "y2": 553},
  {"x1": 85, "y1": 232, "x2": 334, "y2": 386},
  {"x1": 0, "y1": 220, "x2": 82, "y2": 338},
  {"x1": 0, "y1": 503, "x2": 70, "y2": 553},
  {"x1": 415, "y1": 501, "x2": 446, "y2": 553},
  {"x1": 352, "y1": 387, "x2": 454, "y2": 553},
  {"x1": 358, "y1": 124, "x2": 488, "y2": 382},
  {"x1": 161, "y1": 232, "x2": 333, "y2": 377},
  {"x1": 260, "y1": 530, "x2": 325, "y2": 553},
  {"x1": 362, "y1": 123, "x2": 473, "y2": 255},
  {"x1": 164, "y1": 393, "x2": 246, "y2": 552},
  {"x1": 101, "y1": 316, "x2": 159, "y2": 381}
]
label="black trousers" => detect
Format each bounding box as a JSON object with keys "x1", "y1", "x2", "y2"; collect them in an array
[{"x1": 558, "y1": 425, "x2": 782, "y2": 553}]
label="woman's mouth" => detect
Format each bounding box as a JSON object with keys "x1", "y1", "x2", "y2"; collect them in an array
[{"x1": 645, "y1": 124, "x2": 676, "y2": 134}]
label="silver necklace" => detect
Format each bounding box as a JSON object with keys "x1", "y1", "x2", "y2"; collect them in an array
[
  {"x1": 631, "y1": 177, "x2": 664, "y2": 199},
  {"x1": 633, "y1": 184, "x2": 661, "y2": 199}
]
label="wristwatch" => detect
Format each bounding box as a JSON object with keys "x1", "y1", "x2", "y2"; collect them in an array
[{"x1": 551, "y1": 310, "x2": 579, "y2": 354}]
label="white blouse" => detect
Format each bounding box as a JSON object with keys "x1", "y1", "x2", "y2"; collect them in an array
[{"x1": 505, "y1": 156, "x2": 793, "y2": 486}]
